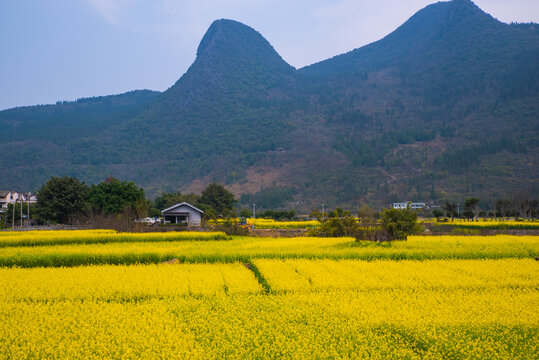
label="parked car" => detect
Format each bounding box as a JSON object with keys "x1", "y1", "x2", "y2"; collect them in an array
[{"x1": 135, "y1": 217, "x2": 155, "y2": 225}]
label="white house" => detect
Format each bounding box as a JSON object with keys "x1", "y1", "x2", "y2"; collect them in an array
[
  {"x1": 161, "y1": 202, "x2": 204, "y2": 226},
  {"x1": 391, "y1": 202, "x2": 409, "y2": 210},
  {"x1": 0, "y1": 191, "x2": 38, "y2": 212},
  {"x1": 390, "y1": 202, "x2": 427, "y2": 210},
  {"x1": 0, "y1": 191, "x2": 16, "y2": 212}
]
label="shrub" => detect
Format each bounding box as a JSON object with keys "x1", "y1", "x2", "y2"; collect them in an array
[
  {"x1": 380, "y1": 208, "x2": 422, "y2": 240},
  {"x1": 308, "y1": 215, "x2": 359, "y2": 237}
]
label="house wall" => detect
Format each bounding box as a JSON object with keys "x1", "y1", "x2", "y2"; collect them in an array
[
  {"x1": 163, "y1": 205, "x2": 202, "y2": 225},
  {"x1": 0, "y1": 192, "x2": 18, "y2": 211}
]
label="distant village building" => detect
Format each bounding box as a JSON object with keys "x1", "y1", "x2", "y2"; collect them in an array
[
  {"x1": 161, "y1": 202, "x2": 204, "y2": 226},
  {"x1": 0, "y1": 191, "x2": 37, "y2": 212},
  {"x1": 390, "y1": 202, "x2": 427, "y2": 210}
]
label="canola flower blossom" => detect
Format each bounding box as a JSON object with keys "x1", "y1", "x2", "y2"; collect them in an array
[
  {"x1": 1, "y1": 288, "x2": 537, "y2": 358},
  {"x1": 245, "y1": 218, "x2": 321, "y2": 229},
  {"x1": 424, "y1": 219, "x2": 539, "y2": 229},
  {"x1": 0, "y1": 230, "x2": 227, "y2": 247},
  {"x1": 0, "y1": 234, "x2": 536, "y2": 268},
  {"x1": 254, "y1": 258, "x2": 538, "y2": 292},
  {"x1": 0, "y1": 231, "x2": 538, "y2": 359},
  {"x1": 211, "y1": 218, "x2": 321, "y2": 229},
  {"x1": 0, "y1": 263, "x2": 261, "y2": 301}
]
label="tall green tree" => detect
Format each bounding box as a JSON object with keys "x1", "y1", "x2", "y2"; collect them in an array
[
  {"x1": 35, "y1": 176, "x2": 89, "y2": 224},
  {"x1": 87, "y1": 178, "x2": 145, "y2": 215},
  {"x1": 199, "y1": 183, "x2": 236, "y2": 216}
]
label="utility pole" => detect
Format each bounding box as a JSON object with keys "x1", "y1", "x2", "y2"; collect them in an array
[
  {"x1": 322, "y1": 203, "x2": 325, "y2": 220},
  {"x1": 27, "y1": 193, "x2": 30, "y2": 220},
  {"x1": 12, "y1": 202, "x2": 15, "y2": 230},
  {"x1": 20, "y1": 196, "x2": 23, "y2": 227},
  {"x1": 252, "y1": 204, "x2": 256, "y2": 219},
  {"x1": 457, "y1": 203, "x2": 460, "y2": 218}
]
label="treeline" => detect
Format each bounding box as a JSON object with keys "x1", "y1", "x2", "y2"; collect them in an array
[
  {"x1": 0, "y1": 90, "x2": 159, "y2": 144},
  {"x1": 152, "y1": 183, "x2": 236, "y2": 219},
  {"x1": 439, "y1": 191, "x2": 538, "y2": 221},
  {"x1": 0, "y1": 175, "x2": 306, "y2": 229},
  {"x1": 0, "y1": 176, "x2": 238, "y2": 229}
]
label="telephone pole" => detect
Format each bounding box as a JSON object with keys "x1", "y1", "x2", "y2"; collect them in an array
[
  {"x1": 20, "y1": 196, "x2": 23, "y2": 227},
  {"x1": 252, "y1": 204, "x2": 256, "y2": 219}
]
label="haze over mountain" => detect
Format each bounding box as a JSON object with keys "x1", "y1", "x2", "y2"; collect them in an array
[{"x1": 1, "y1": 0, "x2": 537, "y2": 210}]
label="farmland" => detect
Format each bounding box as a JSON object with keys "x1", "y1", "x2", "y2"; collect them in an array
[
  {"x1": 434, "y1": 220, "x2": 539, "y2": 230},
  {"x1": 0, "y1": 234, "x2": 536, "y2": 268},
  {"x1": 0, "y1": 230, "x2": 227, "y2": 247},
  {"x1": 1, "y1": 230, "x2": 538, "y2": 359}
]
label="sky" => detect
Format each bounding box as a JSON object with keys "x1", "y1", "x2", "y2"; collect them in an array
[{"x1": 1, "y1": 0, "x2": 538, "y2": 110}]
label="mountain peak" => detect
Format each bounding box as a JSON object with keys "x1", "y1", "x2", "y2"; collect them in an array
[
  {"x1": 196, "y1": 19, "x2": 257, "y2": 57},
  {"x1": 192, "y1": 18, "x2": 294, "y2": 74},
  {"x1": 159, "y1": 18, "x2": 295, "y2": 111},
  {"x1": 300, "y1": 0, "x2": 503, "y2": 75}
]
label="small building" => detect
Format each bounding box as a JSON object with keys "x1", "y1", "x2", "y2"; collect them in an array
[
  {"x1": 161, "y1": 202, "x2": 204, "y2": 226},
  {"x1": 391, "y1": 202, "x2": 409, "y2": 210},
  {"x1": 390, "y1": 202, "x2": 427, "y2": 210},
  {"x1": 0, "y1": 191, "x2": 36, "y2": 213}
]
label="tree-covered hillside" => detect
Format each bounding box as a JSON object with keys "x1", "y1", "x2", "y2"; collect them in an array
[{"x1": 1, "y1": 0, "x2": 537, "y2": 211}]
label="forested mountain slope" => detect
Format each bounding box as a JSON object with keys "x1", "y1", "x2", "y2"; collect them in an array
[{"x1": 1, "y1": 0, "x2": 537, "y2": 210}]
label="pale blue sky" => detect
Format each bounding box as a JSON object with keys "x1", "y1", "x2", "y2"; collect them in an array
[{"x1": 1, "y1": 0, "x2": 537, "y2": 110}]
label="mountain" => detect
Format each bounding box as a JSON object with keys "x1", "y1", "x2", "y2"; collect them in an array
[{"x1": 1, "y1": 0, "x2": 537, "y2": 211}]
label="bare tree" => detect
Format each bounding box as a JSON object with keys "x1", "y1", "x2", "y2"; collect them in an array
[
  {"x1": 442, "y1": 202, "x2": 458, "y2": 222},
  {"x1": 512, "y1": 190, "x2": 536, "y2": 220},
  {"x1": 464, "y1": 197, "x2": 480, "y2": 221},
  {"x1": 496, "y1": 198, "x2": 511, "y2": 220}
]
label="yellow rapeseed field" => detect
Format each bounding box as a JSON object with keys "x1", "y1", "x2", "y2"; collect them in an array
[
  {"x1": 254, "y1": 258, "x2": 538, "y2": 292},
  {"x1": 0, "y1": 263, "x2": 261, "y2": 301},
  {"x1": 1, "y1": 288, "x2": 537, "y2": 359},
  {"x1": 0, "y1": 230, "x2": 227, "y2": 247},
  {"x1": 1, "y1": 234, "x2": 536, "y2": 267},
  {"x1": 245, "y1": 218, "x2": 321, "y2": 229},
  {"x1": 425, "y1": 219, "x2": 539, "y2": 229},
  {"x1": 0, "y1": 229, "x2": 116, "y2": 236},
  {"x1": 451, "y1": 219, "x2": 539, "y2": 225},
  {"x1": 0, "y1": 230, "x2": 537, "y2": 359}
]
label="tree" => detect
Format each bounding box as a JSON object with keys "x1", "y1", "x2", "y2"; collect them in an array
[
  {"x1": 464, "y1": 197, "x2": 480, "y2": 220},
  {"x1": 87, "y1": 178, "x2": 145, "y2": 215},
  {"x1": 154, "y1": 192, "x2": 201, "y2": 211},
  {"x1": 442, "y1": 202, "x2": 458, "y2": 221},
  {"x1": 199, "y1": 183, "x2": 236, "y2": 216},
  {"x1": 258, "y1": 210, "x2": 296, "y2": 220},
  {"x1": 310, "y1": 209, "x2": 322, "y2": 221},
  {"x1": 239, "y1": 208, "x2": 252, "y2": 218},
  {"x1": 357, "y1": 205, "x2": 376, "y2": 220},
  {"x1": 309, "y1": 214, "x2": 359, "y2": 237},
  {"x1": 35, "y1": 176, "x2": 89, "y2": 224},
  {"x1": 512, "y1": 190, "x2": 536, "y2": 220},
  {"x1": 496, "y1": 198, "x2": 512, "y2": 220},
  {"x1": 531, "y1": 199, "x2": 539, "y2": 220},
  {"x1": 380, "y1": 208, "x2": 421, "y2": 240},
  {"x1": 432, "y1": 209, "x2": 444, "y2": 219}
]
